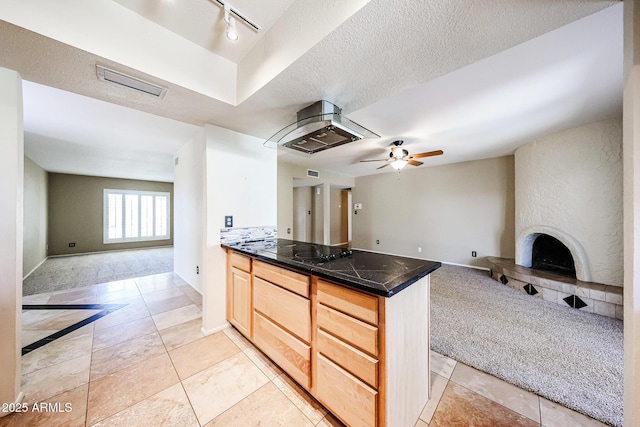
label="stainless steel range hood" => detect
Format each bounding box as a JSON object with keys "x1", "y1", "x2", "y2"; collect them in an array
[{"x1": 265, "y1": 101, "x2": 379, "y2": 154}]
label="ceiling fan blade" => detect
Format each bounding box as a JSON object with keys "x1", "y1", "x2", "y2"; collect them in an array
[
  {"x1": 360, "y1": 159, "x2": 388, "y2": 162},
  {"x1": 411, "y1": 149, "x2": 444, "y2": 159},
  {"x1": 407, "y1": 159, "x2": 423, "y2": 166},
  {"x1": 377, "y1": 163, "x2": 390, "y2": 170}
]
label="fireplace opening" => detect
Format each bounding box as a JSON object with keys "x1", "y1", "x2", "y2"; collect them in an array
[{"x1": 531, "y1": 234, "x2": 576, "y2": 278}]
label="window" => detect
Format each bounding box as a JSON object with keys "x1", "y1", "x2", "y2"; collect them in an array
[{"x1": 104, "y1": 189, "x2": 171, "y2": 244}]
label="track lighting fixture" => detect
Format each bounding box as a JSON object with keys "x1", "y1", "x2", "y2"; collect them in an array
[
  {"x1": 217, "y1": 1, "x2": 261, "y2": 42},
  {"x1": 224, "y1": 4, "x2": 238, "y2": 41}
]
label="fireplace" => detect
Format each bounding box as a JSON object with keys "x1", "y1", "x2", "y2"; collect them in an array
[
  {"x1": 513, "y1": 118, "x2": 623, "y2": 286},
  {"x1": 516, "y1": 226, "x2": 591, "y2": 282},
  {"x1": 531, "y1": 234, "x2": 576, "y2": 278}
]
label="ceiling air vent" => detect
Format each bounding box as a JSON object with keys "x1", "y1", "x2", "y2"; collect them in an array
[
  {"x1": 307, "y1": 169, "x2": 320, "y2": 178},
  {"x1": 96, "y1": 65, "x2": 167, "y2": 98}
]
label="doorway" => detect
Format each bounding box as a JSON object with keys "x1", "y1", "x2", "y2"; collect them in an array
[{"x1": 292, "y1": 179, "x2": 351, "y2": 246}]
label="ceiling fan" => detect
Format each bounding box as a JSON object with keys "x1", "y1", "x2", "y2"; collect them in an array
[{"x1": 360, "y1": 140, "x2": 443, "y2": 170}]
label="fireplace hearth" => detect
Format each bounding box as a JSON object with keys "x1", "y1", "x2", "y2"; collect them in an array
[
  {"x1": 531, "y1": 234, "x2": 576, "y2": 278},
  {"x1": 487, "y1": 257, "x2": 623, "y2": 320}
]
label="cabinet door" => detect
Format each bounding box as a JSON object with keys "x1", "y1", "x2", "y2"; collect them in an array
[{"x1": 229, "y1": 267, "x2": 252, "y2": 338}]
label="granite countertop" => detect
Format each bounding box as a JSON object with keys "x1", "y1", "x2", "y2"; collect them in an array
[{"x1": 222, "y1": 238, "x2": 441, "y2": 297}]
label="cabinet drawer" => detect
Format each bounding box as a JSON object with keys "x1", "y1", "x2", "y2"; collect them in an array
[
  {"x1": 316, "y1": 354, "x2": 377, "y2": 427},
  {"x1": 254, "y1": 260, "x2": 309, "y2": 297},
  {"x1": 229, "y1": 251, "x2": 251, "y2": 272},
  {"x1": 254, "y1": 277, "x2": 311, "y2": 343},
  {"x1": 317, "y1": 304, "x2": 378, "y2": 356},
  {"x1": 253, "y1": 311, "x2": 310, "y2": 389},
  {"x1": 317, "y1": 329, "x2": 378, "y2": 389},
  {"x1": 317, "y1": 280, "x2": 378, "y2": 325}
]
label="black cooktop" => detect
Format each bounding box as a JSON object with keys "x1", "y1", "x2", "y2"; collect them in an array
[{"x1": 223, "y1": 238, "x2": 441, "y2": 297}]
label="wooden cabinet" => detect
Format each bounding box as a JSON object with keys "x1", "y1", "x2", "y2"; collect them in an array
[
  {"x1": 252, "y1": 260, "x2": 312, "y2": 389},
  {"x1": 316, "y1": 354, "x2": 378, "y2": 427},
  {"x1": 253, "y1": 260, "x2": 310, "y2": 297},
  {"x1": 317, "y1": 329, "x2": 378, "y2": 388},
  {"x1": 227, "y1": 252, "x2": 252, "y2": 338},
  {"x1": 225, "y1": 251, "x2": 430, "y2": 427},
  {"x1": 315, "y1": 280, "x2": 381, "y2": 425},
  {"x1": 254, "y1": 277, "x2": 311, "y2": 342},
  {"x1": 317, "y1": 280, "x2": 379, "y2": 324},
  {"x1": 317, "y1": 303, "x2": 378, "y2": 356},
  {"x1": 253, "y1": 311, "x2": 311, "y2": 388}
]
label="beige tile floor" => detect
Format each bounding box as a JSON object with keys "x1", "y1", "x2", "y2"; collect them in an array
[{"x1": 1, "y1": 272, "x2": 609, "y2": 426}]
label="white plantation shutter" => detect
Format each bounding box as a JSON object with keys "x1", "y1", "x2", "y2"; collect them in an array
[{"x1": 104, "y1": 189, "x2": 171, "y2": 244}]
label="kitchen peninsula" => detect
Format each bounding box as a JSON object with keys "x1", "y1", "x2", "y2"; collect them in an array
[{"x1": 222, "y1": 239, "x2": 440, "y2": 427}]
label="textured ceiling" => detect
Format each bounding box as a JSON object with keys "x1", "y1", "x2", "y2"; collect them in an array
[
  {"x1": 0, "y1": 0, "x2": 622, "y2": 181},
  {"x1": 281, "y1": 3, "x2": 623, "y2": 177}
]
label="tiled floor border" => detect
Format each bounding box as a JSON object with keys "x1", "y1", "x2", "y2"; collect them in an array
[{"x1": 21, "y1": 303, "x2": 127, "y2": 355}]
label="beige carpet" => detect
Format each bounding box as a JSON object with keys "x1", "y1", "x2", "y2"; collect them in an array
[
  {"x1": 430, "y1": 264, "x2": 623, "y2": 427},
  {"x1": 23, "y1": 247, "x2": 174, "y2": 296}
]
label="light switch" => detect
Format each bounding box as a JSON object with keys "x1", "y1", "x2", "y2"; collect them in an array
[{"x1": 354, "y1": 203, "x2": 363, "y2": 210}]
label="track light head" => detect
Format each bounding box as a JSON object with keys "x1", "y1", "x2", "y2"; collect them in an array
[
  {"x1": 224, "y1": 4, "x2": 238, "y2": 41},
  {"x1": 226, "y1": 16, "x2": 238, "y2": 40}
]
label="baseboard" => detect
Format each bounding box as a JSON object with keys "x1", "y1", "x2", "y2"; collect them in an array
[
  {"x1": 48, "y1": 245, "x2": 174, "y2": 258},
  {"x1": 442, "y1": 261, "x2": 490, "y2": 271},
  {"x1": 23, "y1": 258, "x2": 48, "y2": 280},
  {"x1": 201, "y1": 322, "x2": 230, "y2": 336},
  {"x1": 350, "y1": 246, "x2": 429, "y2": 260},
  {"x1": 350, "y1": 246, "x2": 491, "y2": 271},
  {"x1": 0, "y1": 391, "x2": 24, "y2": 418}
]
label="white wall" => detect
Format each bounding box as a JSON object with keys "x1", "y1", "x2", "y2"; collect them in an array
[
  {"x1": 514, "y1": 118, "x2": 623, "y2": 286},
  {"x1": 292, "y1": 186, "x2": 313, "y2": 241},
  {"x1": 278, "y1": 161, "x2": 355, "y2": 243},
  {"x1": 23, "y1": 156, "x2": 47, "y2": 277},
  {"x1": 0, "y1": 67, "x2": 23, "y2": 411},
  {"x1": 202, "y1": 125, "x2": 277, "y2": 333},
  {"x1": 312, "y1": 185, "x2": 325, "y2": 244},
  {"x1": 173, "y1": 130, "x2": 205, "y2": 292},
  {"x1": 352, "y1": 156, "x2": 515, "y2": 268}
]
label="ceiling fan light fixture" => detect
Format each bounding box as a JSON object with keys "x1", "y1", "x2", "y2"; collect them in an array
[
  {"x1": 391, "y1": 146, "x2": 405, "y2": 158},
  {"x1": 391, "y1": 159, "x2": 408, "y2": 170}
]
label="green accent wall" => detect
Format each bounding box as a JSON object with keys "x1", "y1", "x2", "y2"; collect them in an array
[{"x1": 48, "y1": 173, "x2": 173, "y2": 256}]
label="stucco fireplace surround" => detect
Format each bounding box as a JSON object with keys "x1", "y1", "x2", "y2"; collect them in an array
[{"x1": 489, "y1": 118, "x2": 623, "y2": 319}]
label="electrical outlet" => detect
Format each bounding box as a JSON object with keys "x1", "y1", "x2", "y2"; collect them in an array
[
  {"x1": 196, "y1": 266, "x2": 199, "y2": 274},
  {"x1": 69, "y1": 242, "x2": 75, "y2": 248},
  {"x1": 472, "y1": 251, "x2": 477, "y2": 257},
  {"x1": 376, "y1": 239, "x2": 380, "y2": 245},
  {"x1": 287, "y1": 228, "x2": 291, "y2": 234},
  {"x1": 225, "y1": 216, "x2": 233, "y2": 227},
  {"x1": 418, "y1": 247, "x2": 422, "y2": 253}
]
